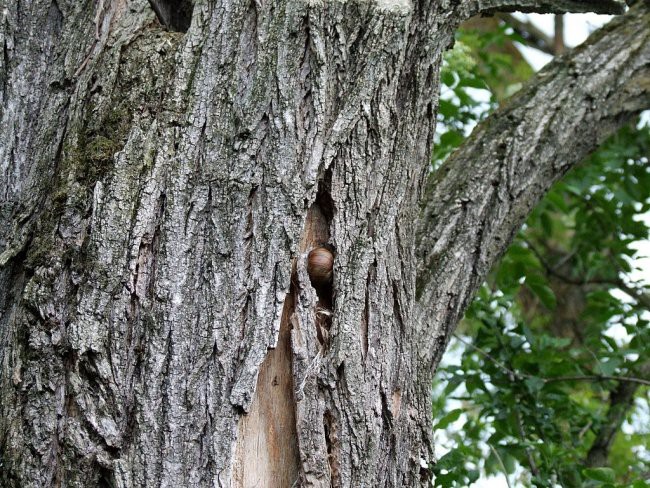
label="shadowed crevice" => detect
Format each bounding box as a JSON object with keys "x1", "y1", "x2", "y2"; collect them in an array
[{"x1": 148, "y1": 0, "x2": 193, "y2": 32}]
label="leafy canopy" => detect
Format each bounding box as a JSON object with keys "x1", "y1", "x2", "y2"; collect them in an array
[{"x1": 432, "y1": 19, "x2": 650, "y2": 488}]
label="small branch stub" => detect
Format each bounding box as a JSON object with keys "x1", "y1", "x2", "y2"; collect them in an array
[{"x1": 307, "y1": 247, "x2": 334, "y2": 288}]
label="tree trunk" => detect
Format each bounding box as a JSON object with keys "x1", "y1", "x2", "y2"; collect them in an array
[{"x1": 0, "y1": 0, "x2": 644, "y2": 486}]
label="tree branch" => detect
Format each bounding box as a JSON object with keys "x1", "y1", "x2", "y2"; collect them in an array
[
  {"x1": 496, "y1": 13, "x2": 555, "y2": 55},
  {"x1": 416, "y1": 2, "x2": 650, "y2": 365},
  {"x1": 544, "y1": 375, "x2": 650, "y2": 387},
  {"x1": 461, "y1": 0, "x2": 624, "y2": 19},
  {"x1": 585, "y1": 361, "x2": 650, "y2": 467},
  {"x1": 454, "y1": 334, "x2": 650, "y2": 387},
  {"x1": 524, "y1": 237, "x2": 650, "y2": 310},
  {"x1": 553, "y1": 14, "x2": 565, "y2": 54}
]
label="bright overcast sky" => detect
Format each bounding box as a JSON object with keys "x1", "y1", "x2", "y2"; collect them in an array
[{"x1": 515, "y1": 13, "x2": 612, "y2": 69}]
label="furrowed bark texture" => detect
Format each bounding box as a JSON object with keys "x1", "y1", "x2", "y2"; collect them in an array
[
  {"x1": 0, "y1": 0, "x2": 647, "y2": 487},
  {"x1": 463, "y1": 0, "x2": 624, "y2": 16},
  {"x1": 0, "y1": 0, "x2": 450, "y2": 485}
]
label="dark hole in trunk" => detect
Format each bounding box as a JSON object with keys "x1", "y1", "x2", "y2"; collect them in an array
[{"x1": 148, "y1": 0, "x2": 193, "y2": 32}]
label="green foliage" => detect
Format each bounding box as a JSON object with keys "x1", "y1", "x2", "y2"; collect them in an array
[
  {"x1": 431, "y1": 22, "x2": 650, "y2": 488},
  {"x1": 434, "y1": 24, "x2": 533, "y2": 164}
]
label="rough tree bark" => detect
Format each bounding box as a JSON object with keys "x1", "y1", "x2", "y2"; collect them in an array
[{"x1": 0, "y1": 0, "x2": 647, "y2": 487}]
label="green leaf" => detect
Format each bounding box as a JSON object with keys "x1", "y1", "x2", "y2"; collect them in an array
[
  {"x1": 434, "y1": 408, "x2": 464, "y2": 430},
  {"x1": 439, "y1": 99, "x2": 459, "y2": 118},
  {"x1": 466, "y1": 374, "x2": 486, "y2": 394},
  {"x1": 595, "y1": 357, "x2": 622, "y2": 376},
  {"x1": 526, "y1": 277, "x2": 557, "y2": 310},
  {"x1": 540, "y1": 211, "x2": 553, "y2": 236},
  {"x1": 583, "y1": 467, "x2": 616, "y2": 483},
  {"x1": 524, "y1": 376, "x2": 545, "y2": 393},
  {"x1": 467, "y1": 469, "x2": 480, "y2": 483},
  {"x1": 441, "y1": 70, "x2": 456, "y2": 87},
  {"x1": 631, "y1": 481, "x2": 650, "y2": 488},
  {"x1": 440, "y1": 130, "x2": 465, "y2": 148}
]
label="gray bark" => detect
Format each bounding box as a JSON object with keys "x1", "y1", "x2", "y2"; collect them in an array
[{"x1": 0, "y1": 0, "x2": 645, "y2": 487}]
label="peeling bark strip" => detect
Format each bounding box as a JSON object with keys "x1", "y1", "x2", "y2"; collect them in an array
[{"x1": 0, "y1": 0, "x2": 644, "y2": 486}]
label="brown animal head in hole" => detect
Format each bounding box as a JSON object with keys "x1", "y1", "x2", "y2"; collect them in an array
[{"x1": 307, "y1": 246, "x2": 334, "y2": 287}]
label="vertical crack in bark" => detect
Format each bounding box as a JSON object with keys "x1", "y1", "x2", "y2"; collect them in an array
[
  {"x1": 305, "y1": 176, "x2": 336, "y2": 349},
  {"x1": 323, "y1": 410, "x2": 341, "y2": 488},
  {"x1": 234, "y1": 174, "x2": 337, "y2": 486},
  {"x1": 362, "y1": 261, "x2": 375, "y2": 360},
  {"x1": 391, "y1": 280, "x2": 404, "y2": 334},
  {"x1": 292, "y1": 177, "x2": 337, "y2": 485},
  {"x1": 232, "y1": 187, "x2": 336, "y2": 487}
]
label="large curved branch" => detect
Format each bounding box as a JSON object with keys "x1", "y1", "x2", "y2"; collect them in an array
[
  {"x1": 415, "y1": 3, "x2": 650, "y2": 364},
  {"x1": 460, "y1": 0, "x2": 624, "y2": 19}
]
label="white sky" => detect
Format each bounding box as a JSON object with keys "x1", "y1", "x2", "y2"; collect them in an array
[{"x1": 515, "y1": 13, "x2": 612, "y2": 69}]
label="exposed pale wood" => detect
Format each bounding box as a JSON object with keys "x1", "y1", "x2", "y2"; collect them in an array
[{"x1": 234, "y1": 291, "x2": 300, "y2": 488}]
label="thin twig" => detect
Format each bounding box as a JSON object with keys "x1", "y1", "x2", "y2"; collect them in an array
[
  {"x1": 544, "y1": 375, "x2": 650, "y2": 387},
  {"x1": 453, "y1": 333, "x2": 517, "y2": 381},
  {"x1": 578, "y1": 420, "x2": 593, "y2": 441},
  {"x1": 453, "y1": 333, "x2": 650, "y2": 387},
  {"x1": 488, "y1": 443, "x2": 514, "y2": 488},
  {"x1": 514, "y1": 406, "x2": 540, "y2": 477}
]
